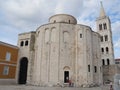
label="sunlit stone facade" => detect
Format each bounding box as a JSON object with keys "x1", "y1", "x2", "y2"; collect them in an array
[{"x1": 17, "y1": 14, "x2": 102, "y2": 87}]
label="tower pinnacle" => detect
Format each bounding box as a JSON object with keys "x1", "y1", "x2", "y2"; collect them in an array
[{"x1": 99, "y1": 1, "x2": 106, "y2": 17}]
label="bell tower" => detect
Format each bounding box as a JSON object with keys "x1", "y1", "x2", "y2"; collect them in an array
[{"x1": 96, "y1": 2, "x2": 114, "y2": 65}]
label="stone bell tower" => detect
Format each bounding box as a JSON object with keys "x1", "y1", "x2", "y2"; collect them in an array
[{"x1": 96, "y1": 2, "x2": 114, "y2": 65}]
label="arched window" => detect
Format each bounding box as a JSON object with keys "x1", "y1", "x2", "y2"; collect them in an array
[
  {"x1": 20, "y1": 41, "x2": 24, "y2": 46},
  {"x1": 25, "y1": 40, "x2": 28, "y2": 46},
  {"x1": 101, "y1": 36, "x2": 103, "y2": 42},
  {"x1": 106, "y1": 47, "x2": 109, "y2": 54},
  {"x1": 51, "y1": 28, "x2": 56, "y2": 42},
  {"x1": 102, "y1": 59, "x2": 105, "y2": 65},
  {"x1": 101, "y1": 48, "x2": 104, "y2": 54},
  {"x1": 103, "y1": 23, "x2": 107, "y2": 29},
  {"x1": 107, "y1": 59, "x2": 110, "y2": 65},
  {"x1": 104, "y1": 35, "x2": 108, "y2": 41},
  {"x1": 99, "y1": 24, "x2": 102, "y2": 30}
]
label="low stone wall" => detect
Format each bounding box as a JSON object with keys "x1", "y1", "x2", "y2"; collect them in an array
[
  {"x1": 103, "y1": 65, "x2": 116, "y2": 84},
  {"x1": 102, "y1": 64, "x2": 120, "y2": 84},
  {"x1": 114, "y1": 74, "x2": 120, "y2": 90},
  {"x1": 0, "y1": 79, "x2": 16, "y2": 85}
]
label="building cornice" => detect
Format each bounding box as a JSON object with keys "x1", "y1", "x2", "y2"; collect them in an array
[{"x1": 0, "y1": 41, "x2": 18, "y2": 49}]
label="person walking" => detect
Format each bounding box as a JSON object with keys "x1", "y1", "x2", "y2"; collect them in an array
[
  {"x1": 110, "y1": 82, "x2": 113, "y2": 90},
  {"x1": 69, "y1": 80, "x2": 71, "y2": 87}
]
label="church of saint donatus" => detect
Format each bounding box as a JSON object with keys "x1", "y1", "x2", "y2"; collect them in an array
[{"x1": 17, "y1": 3, "x2": 114, "y2": 87}]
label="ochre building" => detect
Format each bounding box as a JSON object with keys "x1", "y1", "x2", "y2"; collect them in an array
[{"x1": 0, "y1": 41, "x2": 18, "y2": 84}]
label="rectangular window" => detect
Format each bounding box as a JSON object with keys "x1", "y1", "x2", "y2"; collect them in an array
[
  {"x1": 107, "y1": 59, "x2": 110, "y2": 65},
  {"x1": 103, "y1": 23, "x2": 107, "y2": 30},
  {"x1": 102, "y1": 59, "x2": 105, "y2": 65},
  {"x1": 94, "y1": 66, "x2": 97, "y2": 73},
  {"x1": 106, "y1": 47, "x2": 109, "y2": 54},
  {"x1": 105, "y1": 35, "x2": 108, "y2": 41},
  {"x1": 99, "y1": 24, "x2": 102, "y2": 30},
  {"x1": 101, "y1": 36, "x2": 103, "y2": 42},
  {"x1": 6, "y1": 52, "x2": 11, "y2": 61},
  {"x1": 88, "y1": 65, "x2": 90, "y2": 72},
  {"x1": 80, "y1": 34, "x2": 82, "y2": 38},
  {"x1": 116, "y1": 62, "x2": 120, "y2": 64},
  {"x1": 3, "y1": 66, "x2": 9, "y2": 75}
]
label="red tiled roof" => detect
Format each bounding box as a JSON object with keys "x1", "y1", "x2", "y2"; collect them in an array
[{"x1": 115, "y1": 59, "x2": 120, "y2": 61}]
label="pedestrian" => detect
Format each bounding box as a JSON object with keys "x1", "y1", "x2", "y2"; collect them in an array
[
  {"x1": 69, "y1": 80, "x2": 71, "y2": 87},
  {"x1": 110, "y1": 82, "x2": 113, "y2": 90}
]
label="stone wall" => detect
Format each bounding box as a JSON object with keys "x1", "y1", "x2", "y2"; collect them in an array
[
  {"x1": 17, "y1": 14, "x2": 102, "y2": 87},
  {"x1": 103, "y1": 64, "x2": 120, "y2": 84},
  {"x1": 0, "y1": 79, "x2": 16, "y2": 85}
]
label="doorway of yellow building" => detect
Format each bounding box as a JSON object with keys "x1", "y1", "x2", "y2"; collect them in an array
[{"x1": 18, "y1": 57, "x2": 28, "y2": 84}]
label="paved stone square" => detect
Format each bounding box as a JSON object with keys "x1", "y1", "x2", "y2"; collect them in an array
[{"x1": 0, "y1": 85, "x2": 110, "y2": 90}]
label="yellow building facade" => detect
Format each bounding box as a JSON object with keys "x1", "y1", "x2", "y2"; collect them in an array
[{"x1": 0, "y1": 41, "x2": 18, "y2": 79}]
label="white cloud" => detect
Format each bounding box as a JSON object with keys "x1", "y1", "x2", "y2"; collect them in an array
[
  {"x1": 112, "y1": 21, "x2": 120, "y2": 34},
  {"x1": 0, "y1": 0, "x2": 58, "y2": 31},
  {"x1": 115, "y1": 39, "x2": 120, "y2": 48},
  {"x1": 1, "y1": 0, "x2": 50, "y2": 18},
  {"x1": 0, "y1": 0, "x2": 120, "y2": 58},
  {"x1": 1, "y1": 0, "x2": 116, "y2": 32},
  {"x1": 55, "y1": 0, "x2": 83, "y2": 16}
]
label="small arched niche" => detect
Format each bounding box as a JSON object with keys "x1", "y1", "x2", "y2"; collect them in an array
[
  {"x1": 63, "y1": 31, "x2": 70, "y2": 43},
  {"x1": 45, "y1": 28, "x2": 50, "y2": 43},
  {"x1": 51, "y1": 28, "x2": 56, "y2": 42}
]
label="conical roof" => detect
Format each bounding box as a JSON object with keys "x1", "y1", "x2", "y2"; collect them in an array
[{"x1": 99, "y1": 1, "x2": 106, "y2": 17}]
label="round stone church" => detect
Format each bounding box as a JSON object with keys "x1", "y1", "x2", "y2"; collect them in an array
[{"x1": 17, "y1": 14, "x2": 102, "y2": 87}]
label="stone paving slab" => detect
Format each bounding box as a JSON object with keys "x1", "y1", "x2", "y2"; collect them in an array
[{"x1": 0, "y1": 85, "x2": 109, "y2": 90}]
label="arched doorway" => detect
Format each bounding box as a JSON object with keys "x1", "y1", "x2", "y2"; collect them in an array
[{"x1": 18, "y1": 57, "x2": 28, "y2": 84}]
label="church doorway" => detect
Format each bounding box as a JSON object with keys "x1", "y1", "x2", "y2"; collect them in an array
[
  {"x1": 64, "y1": 71, "x2": 69, "y2": 83},
  {"x1": 18, "y1": 57, "x2": 28, "y2": 84}
]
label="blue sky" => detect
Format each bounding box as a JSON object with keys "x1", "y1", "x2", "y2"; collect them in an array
[{"x1": 0, "y1": 0, "x2": 120, "y2": 59}]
